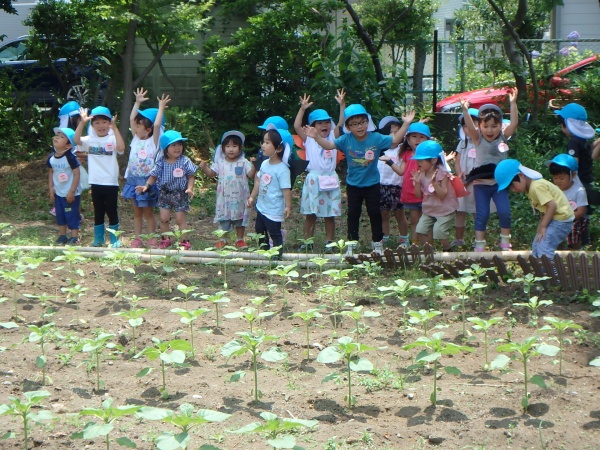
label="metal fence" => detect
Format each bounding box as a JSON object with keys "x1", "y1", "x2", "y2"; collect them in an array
[{"x1": 395, "y1": 38, "x2": 600, "y2": 105}]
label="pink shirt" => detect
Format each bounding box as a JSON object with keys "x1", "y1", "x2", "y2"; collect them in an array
[{"x1": 419, "y1": 164, "x2": 458, "y2": 217}]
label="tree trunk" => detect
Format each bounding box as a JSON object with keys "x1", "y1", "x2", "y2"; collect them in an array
[
  {"x1": 412, "y1": 42, "x2": 427, "y2": 107},
  {"x1": 119, "y1": 0, "x2": 140, "y2": 144}
]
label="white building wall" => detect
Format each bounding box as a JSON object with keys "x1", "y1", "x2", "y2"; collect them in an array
[
  {"x1": 0, "y1": 2, "x2": 37, "y2": 42},
  {"x1": 553, "y1": 0, "x2": 600, "y2": 47}
]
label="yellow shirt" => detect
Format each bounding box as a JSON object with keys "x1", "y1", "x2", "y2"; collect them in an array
[{"x1": 526, "y1": 179, "x2": 574, "y2": 221}]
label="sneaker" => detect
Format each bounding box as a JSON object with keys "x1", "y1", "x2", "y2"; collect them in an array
[
  {"x1": 49, "y1": 207, "x2": 56, "y2": 217},
  {"x1": 55, "y1": 235, "x2": 68, "y2": 245},
  {"x1": 159, "y1": 237, "x2": 172, "y2": 249},
  {"x1": 344, "y1": 243, "x2": 358, "y2": 257},
  {"x1": 372, "y1": 240, "x2": 384, "y2": 255},
  {"x1": 297, "y1": 243, "x2": 313, "y2": 252},
  {"x1": 214, "y1": 240, "x2": 227, "y2": 249},
  {"x1": 235, "y1": 239, "x2": 249, "y2": 250},
  {"x1": 179, "y1": 240, "x2": 192, "y2": 251},
  {"x1": 499, "y1": 242, "x2": 512, "y2": 250},
  {"x1": 130, "y1": 237, "x2": 144, "y2": 248},
  {"x1": 146, "y1": 238, "x2": 159, "y2": 249},
  {"x1": 66, "y1": 237, "x2": 80, "y2": 245},
  {"x1": 450, "y1": 239, "x2": 464, "y2": 248}
]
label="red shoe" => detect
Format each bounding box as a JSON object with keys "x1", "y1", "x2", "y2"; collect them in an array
[
  {"x1": 214, "y1": 240, "x2": 227, "y2": 249},
  {"x1": 146, "y1": 238, "x2": 159, "y2": 249},
  {"x1": 235, "y1": 239, "x2": 249, "y2": 250},
  {"x1": 130, "y1": 237, "x2": 144, "y2": 248},
  {"x1": 159, "y1": 237, "x2": 172, "y2": 249},
  {"x1": 179, "y1": 240, "x2": 192, "y2": 251}
]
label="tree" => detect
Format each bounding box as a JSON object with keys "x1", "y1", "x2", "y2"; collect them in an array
[{"x1": 1, "y1": 0, "x2": 15, "y2": 14}]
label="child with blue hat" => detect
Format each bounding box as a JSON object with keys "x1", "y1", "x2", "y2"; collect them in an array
[
  {"x1": 306, "y1": 101, "x2": 414, "y2": 256},
  {"x1": 411, "y1": 140, "x2": 458, "y2": 252},
  {"x1": 546, "y1": 154, "x2": 589, "y2": 249},
  {"x1": 136, "y1": 130, "x2": 198, "y2": 250},
  {"x1": 74, "y1": 105, "x2": 126, "y2": 247},
  {"x1": 199, "y1": 130, "x2": 256, "y2": 250},
  {"x1": 246, "y1": 125, "x2": 293, "y2": 259},
  {"x1": 293, "y1": 90, "x2": 345, "y2": 253},
  {"x1": 122, "y1": 88, "x2": 170, "y2": 248},
  {"x1": 47, "y1": 127, "x2": 82, "y2": 245},
  {"x1": 495, "y1": 159, "x2": 573, "y2": 259}
]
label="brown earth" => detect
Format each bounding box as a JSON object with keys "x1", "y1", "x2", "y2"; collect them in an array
[{"x1": 0, "y1": 157, "x2": 599, "y2": 450}]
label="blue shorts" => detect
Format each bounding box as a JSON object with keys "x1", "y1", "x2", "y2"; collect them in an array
[{"x1": 55, "y1": 195, "x2": 81, "y2": 230}]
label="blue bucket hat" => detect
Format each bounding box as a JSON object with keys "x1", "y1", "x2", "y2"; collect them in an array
[
  {"x1": 495, "y1": 159, "x2": 542, "y2": 191},
  {"x1": 342, "y1": 104, "x2": 375, "y2": 133},
  {"x1": 53, "y1": 127, "x2": 76, "y2": 147},
  {"x1": 378, "y1": 116, "x2": 401, "y2": 131},
  {"x1": 406, "y1": 122, "x2": 431, "y2": 139},
  {"x1": 138, "y1": 108, "x2": 166, "y2": 126},
  {"x1": 457, "y1": 108, "x2": 479, "y2": 124},
  {"x1": 479, "y1": 104, "x2": 503, "y2": 116},
  {"x1": 545, "y1": 154, "x2": 579, "y2": 171},
  {"x1": 412, "y1": 140, "x2": 442, "y2": 160},
  {"x1": 58, "y1": 101, "x2": 81, "y2": 118},
  {"x1": 554, "y1": 103, "x2": 587, "y2": 121},
  {"x1": 90, "y1": 106, "x2": 112, "y2": 120},
  {"x1": 308, "y1": 109, "x2": 332, "y2": 125},
  {"x1": 258, "y1": 116, "x2": 288, "y2": 130},
  {"x1": 160, "y1": 130, "x2": 187, "y2": 151}
]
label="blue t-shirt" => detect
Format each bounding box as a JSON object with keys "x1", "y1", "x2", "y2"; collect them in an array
[
  {"x1": 256, "y1": 159, "x2": 291, "y2": 222},
  {"x1": 334, "y1": 132, "x2": 393, "y2": 187}
]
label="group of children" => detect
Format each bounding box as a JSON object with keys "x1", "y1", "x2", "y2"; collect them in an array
[{"x1": 47, "y1": 86, "x2": 596, "y2": 260}]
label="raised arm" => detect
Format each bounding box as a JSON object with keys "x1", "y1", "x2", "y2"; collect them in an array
[
  {"x1": 111, "y1": 115, "x2": 126, "y2": 153},
  {"x1": 391, "y1": 109, "x2": 415, "y2": 146},
  {"x1": 154, "y1": 94, "x2": 171, "y2": 147},
  {"x1": 130, "y1": 88, "x2": 148, "y2": 131},
  {"x1": 460, "y1": 98, "x2": 479, "y2": 145},
  {"x1": 503, "y1": 87, "x2": 519, "y2": 138},
  {"x1": 73, "y1": 107, "x2": 91, "y2": 146},
  {"x1": 294, "y1": 94, "x2": 313, "y2": 142},
  {"x1": 334, "y1": 88, "x2": 346, "y2": 138}
]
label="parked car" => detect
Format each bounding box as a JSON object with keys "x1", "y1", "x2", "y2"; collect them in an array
[
  {"x1": 435, "y1": 54, "x2": 600, "y2": 113},
  {"x1": 0, "y1": 35, "x2": 105, "y2": 104}
]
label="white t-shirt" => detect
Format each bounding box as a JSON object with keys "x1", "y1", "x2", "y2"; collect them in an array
[
  {"x1": 80, "y1": 134, "x2": 121, "y2": 186},
  {"x1": 125, "y1": 135, "x2": 159, "y2": 178},
  {"x1": 378, "y1": 147, "x2": 402, "y2": 186},
  {"x1": 562, "y1": 176, "x2": 589, "y2": 213},
  {"x1": 304, "y1": 134, "x2": 337, "y2": 173}
]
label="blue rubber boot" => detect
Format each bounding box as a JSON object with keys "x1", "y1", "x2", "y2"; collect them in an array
[
  {"x1": 92, "y1": 224, "x2": 105, "y2": 247},
  {"x1": 108, "y1": 224, "x2": 120, "y2": 248}
]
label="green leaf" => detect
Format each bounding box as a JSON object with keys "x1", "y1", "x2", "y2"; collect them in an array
[
  {"x1": 198, "y1": 445, "x2": 224, "y2": 450},
  {"x1": 590, "y1": 356, "x2": 600, "y2": 367},
  {"x1": 196, "y1": 409, "x2": 232, "y2": 422},
  {"x1": 322, "y1": 372, "x2": 340, "y2": 383},
  {"x1": 1, "y1": 431, "x2": 15, "y2": 439},
  {"x1": 116, "y1": 436, "x2": 137, "y2": 448},
  {"x1": 537, "y1": 344, "x2": 560, "y2": 357},
  {"x1": 316, "y1": 346, "x2": 341, "y2": 364},
  {"x1": 490, "y1": 354, "x2": 511, "y2": 370},
  {"x1": 228, "y1": 371, "x2": 246, "y2": 382},
  {"x1": 261, "y1": 347, "x2": 288, "y2": 362},
  {"x1": 156, "y1": 431, "x2": 189, "y2": 450},
  {"x1": 136, "y1": 407, "x2": 172, "y2": 421},
  {"x1": 136, "y1": 367, "x2": 152, "y2": 377},
  {"x1": 36, "y1": 355, "x2": 47, "y2": 369},
  {"x1": 417, "y1": 352, "x2": 441, "y2": 363},
  {"x1": 268, "y1": 435, "x2": 296, "y2": 449},
  {"x1": 82, "y1": 422, "x2": 114, "y2": 439},
  {"x1": 445, "y1": 366, "x2": 461, "y2": 375},
  {"x1": 0, "y1": 322, "x2": 19, "y2": 329},
  {"x1": 349, "y1": 358, "x2": 373, "y2": 372},
  {"x1": 529, "y1": 375, "x2": 547, "y2": 389}
]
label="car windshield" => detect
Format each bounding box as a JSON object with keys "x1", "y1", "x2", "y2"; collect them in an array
[{"x1": 0, "y1": 41, "x2": 27, "y2": 63}]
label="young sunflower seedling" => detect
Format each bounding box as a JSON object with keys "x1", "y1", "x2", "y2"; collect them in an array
[
  {"x1": 317, "y1": 284, "x2": 347, "y2": 331},
  {"x1": 467, "y1": 316, "x2": 503, "y2": 371},
  {"x1": 17, "y1": 256, "x2": 46, "y2": 293},
  {"x1": 326, "y1": 239, "x2": 356, "y2": 266},
  {"x1": 135, "y1": 338, "x2": 192, "y2": 399},
  {"x1": 441, "y1": 276, "x2": 484, "y2": 336},
  {"x1": 493, "y1": 336, "x2": 559, "y2": 411},
  {"x1": 249, "y1": 296, "x2": 269, "y2": 325},
  {"x1": 27, "y1": 322, "x2": 62, "y2": 385},
  {"x1": 224, "y1": 307, "x2": 275, "y2": 333},
  {"x1": 112, "y1": 306, "x2": 152, "y2": 354},
  {"x1": 507, "y1": 273, "x2": 550, "y2": 301},
  {"x1": 77, "y1": 331, "x2": 122, "y2": 392},
  {"x1": 317, "y1": 336, "x2": 376, "y2": 408},
  {"x1": 71, "y1": 397, "x2": 140, "y2": 450},
  {"x1": 200, "y1": 291, "x2": 230, "y2": 328},
  {"x1": 170, "y1": 307, "x2": 211, "y2": 358},
  {"x1": 291, "y1": 308, "x2": 323, "y2": 360},
  {"x1": 341, "y1": 304, "x2": 381, "y2": 343},
  {"x1": 102, "y1": 250, "x2": 138, "y2": 299},
  {"x1": 407, "y1": 309, "x2": 442, "y2": 337},
  {"x1": 309, "y1": 256, "x2": 330, "y2": 282},
  {"x1": 0, "y1": 267, "x2": 25, "y2": 319},
  {"x1": 156, "y1": 254, "x2": 182, "y2": 292},
  {"x1": 137, "y1": 403, "x2": 231, "y2": 450},
  {"x1": 268, "y1": 263, "x2": 299, "y2": 309},
  {"x1": 403, "y1": 332, "x2": 474, "y2": 406},
  {"x1": 52, "y1": 247, "x2": 86, "y2": 285},
  {"x1": 0, "y1": 390, "x2": 55, "y2": 450},
  {"x1": 513, "y1": 296, "x2": 553, "y2": 327},
  {"x1": 231, "y1": 411, "x2": 318, "y2": 450},
  {"x1": 173, "y1": 283, "x2": 200, "y2": 307},
  {"x1": 221, "y1": 330, "x2": 287, "y2": 402},
  {"x1": 540, "y1": 317, "x2": 582, "y2": 376}
]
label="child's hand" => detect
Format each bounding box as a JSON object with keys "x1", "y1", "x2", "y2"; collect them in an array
[
  {"x1": 508, "y1": 87, "x2": 518, "y2": 103},
  {"x1": 66, "y1": 191, "x2": 75, "y2": 204},
  {"x1": 378, "y1": 155, "x2": 390, "y2": 162},
  {"x1": 284, "y1": 205, "x2": 292, "y2": 219},
  {"x1": 249, "y1": 156, "x2": 256, "y2": 162},
  {"x1": 411, "y1": 170, "x2": 422, "y2": 184},
  {"x1": 536, "y1": 225, "x2": 546, "y2": 242},
  {"x1": 419, "y1": 116, "x2": 431, "y2": 124},
  {"x1": 335, "y1": 88, "x2": 346, "y2": 105},
  {"x1": 299, "y1": 94, "x2": 313, "y2": 110},
  {"x1": 199, "y1": 160, "x2": 208, "y2": 169},
  {"x1": 110, "y1": 115, "x2": 119, "y2": 129},
  {"x1": 76, "y1": 152, "x2": 88, "y2": 163},
  {"x1": 402, "y1": 109, "x2": 416, "y2": 123},
  {"x1": 134, "y1": 88, "x2": 149, "y2": 103},
  {"x1": 445, "y1": 151, "x2": 456, "y2": 162},
  {"x1": 79, "y1": 107, "x2": 91, "y2": 123},
  {"x1": 157, "y1": 94, "x2": 171, "y2": 108},
  {"x1": 135, "y1": 185, "x2": 148, "y2": 194},
  {"x1": 303, "y1": 125, "x2": 317, "y2": 138},
  {"x1": 48, "y1": 188, "x2": 55, "y2": 201},
  {"x1": 246, "y1": 196, "x2": 255, "y2": 208},
  {"x1": 185, "y1": 187, "x2": 194, "y2": 199},
  {"x1": 459, "y1": 97, "x2": 470, "y2": 109}
]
